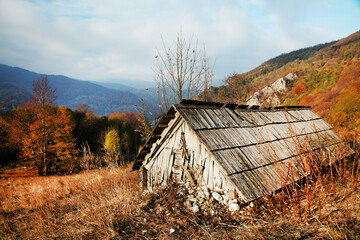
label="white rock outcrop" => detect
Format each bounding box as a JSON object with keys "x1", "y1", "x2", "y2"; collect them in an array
[{"x1": 247, "y1": 73, "x2": 297, "y2": 107}]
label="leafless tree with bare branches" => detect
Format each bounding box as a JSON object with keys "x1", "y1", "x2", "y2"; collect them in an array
[{"x1": 154, "y1": 32, "x2": 214, "y2": 113}]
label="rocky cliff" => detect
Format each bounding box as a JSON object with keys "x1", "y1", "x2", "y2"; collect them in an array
[{"x1": 247, "y1": 73, "x2": 297, "y2": 107}]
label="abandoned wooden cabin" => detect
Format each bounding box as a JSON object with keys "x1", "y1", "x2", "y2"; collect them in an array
[{"x1": 132, "y1": 99, "x2": 353, "y2": 203}]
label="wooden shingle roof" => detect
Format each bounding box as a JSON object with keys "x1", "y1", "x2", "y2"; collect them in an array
[{"x1": 133, "y1": 99, "x2": 353, "y2": 202}]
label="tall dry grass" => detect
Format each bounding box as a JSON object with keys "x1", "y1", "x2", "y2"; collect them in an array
[
  {"x1": 0, "y1": 166, "x2": 139, "y2": 239},
  {"x1": 240, "y1": 127, "x2": 360, "y2": 239}
]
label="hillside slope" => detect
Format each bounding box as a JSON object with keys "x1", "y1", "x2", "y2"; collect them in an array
[
  {"x1": 221, "y1": 30, "x2": 360, "y2": 135},
  {"x1": 0, "y1": 64, "x2": 141, "y2": 115}
]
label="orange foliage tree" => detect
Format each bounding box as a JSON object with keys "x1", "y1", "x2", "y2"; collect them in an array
[
  {"x1": 10, "y1": 77, "x2": 77, "y2": 175},
  {"x1": 108, "y1": 111, "x2": 141, "y2": 129},
  {"x1": 292, "y1": 81, "x2": 307, "y2": 96},
  {"x1": 51, "y1": 107, "x2": 78, "y2": 166},
  {"x1": 299, "y1": 95, "x2": 314, "y2": 106}
]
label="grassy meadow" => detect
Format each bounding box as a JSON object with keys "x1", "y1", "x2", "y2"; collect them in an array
[
  {"x1": 0, "y1": 167, "x2": 138, "y2": 239},
  {"x1": 1, "y1": 150, "x2": 360, "y2": 239}
]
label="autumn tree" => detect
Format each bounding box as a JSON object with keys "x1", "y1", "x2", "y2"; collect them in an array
[
  {"x1": 154, "y1": 32, "x2": 214, "y2": 113},
  {"x1": 292, "y1": 81, "x2": 307, "y2": 96},
  {"x1": 100, "y1": 128, "x2": 124, "y2": 167},
  {"x1": 50, "y1": 107, "x2": 78, "y2": 170},
  {"x1": 107, "y1": 110, "x2": 141, "y2": 159},
  {"x1": 10, "y1": 76, "x2": 77, "y2": 175},
  {"x1": 71, "y1": 103, "x2": 97, "y2": 150},
  {"x1": 225, "y1": 73, "x2": 257, "y2": 102},
  {"x1": 31, "y1": 76, "x2": 57, "y2": 174},
  {"x1": 0, "y1": 114, "x2": 19, "y2": 166},
  {"x1": 10, "y1": 102, "x2": 37, "y2": 167}
]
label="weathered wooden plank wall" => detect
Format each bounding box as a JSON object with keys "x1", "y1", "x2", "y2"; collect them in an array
[{"x1": 143, "y1": 113, "x2": 236, "y2": 193}]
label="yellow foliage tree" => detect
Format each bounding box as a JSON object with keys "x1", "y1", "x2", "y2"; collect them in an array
[
  {"x1": 103, "y1": 128, "x2": 121, "y2": 166},
  {"x1": 331, "y1": 84, "x2": 360, "y2": 128}
]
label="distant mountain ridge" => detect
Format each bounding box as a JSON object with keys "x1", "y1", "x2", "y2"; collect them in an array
[
  {"x1": 0, "y1": 64, "x2": 141, "y2": 115},
  {"x1": 91, "y1": 81, "x2": 135, "y2": 91},
  {"x1": 91, "y1": 78, "x2": 157, "y2": 91}
]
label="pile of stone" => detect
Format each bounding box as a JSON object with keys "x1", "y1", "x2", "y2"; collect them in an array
[
  {"x1": 185, "y1": 186, "x2": 241, "y2": 214},
  {"x1": 140, "y1": 183, "x2": 246, "y2": 216}
]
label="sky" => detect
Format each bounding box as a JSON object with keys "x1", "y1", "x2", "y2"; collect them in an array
[{"x1": 0, "y1": 0, "x2": 359, "y2": 84}]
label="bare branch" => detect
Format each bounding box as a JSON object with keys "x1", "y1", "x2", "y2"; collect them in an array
[{"x1": 154, "y1": 31, "x2": 214, "y2": 113}]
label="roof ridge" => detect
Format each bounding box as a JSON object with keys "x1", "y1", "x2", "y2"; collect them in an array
[{"x1": 178, "y1": 99, "x2": 311, "y2": 110}]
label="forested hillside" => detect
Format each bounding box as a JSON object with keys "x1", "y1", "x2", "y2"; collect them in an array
[
  {"x1": 0, "y1": 76, "x2": 144, "y2": 173},
  {"x1": 219, "y1": 30, "x2": 360, "y2": 139}
]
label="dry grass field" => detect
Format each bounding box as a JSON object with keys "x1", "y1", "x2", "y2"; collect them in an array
[
  {"x1": 0, "y1": 167, "x2": 139, "y2": 239},
  {"x1": 1, "y1": 153, "x2": 359, "y2": 239}
]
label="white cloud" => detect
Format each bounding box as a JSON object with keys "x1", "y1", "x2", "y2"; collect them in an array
[{"x1": 0, "y1": 0, "x2": 359, "y2": 82}]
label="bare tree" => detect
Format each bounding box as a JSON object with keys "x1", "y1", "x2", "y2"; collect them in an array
[
  {"x1": 31, "y1": 75, "x2": 57, "y2": 107},
  {"x1": 154, "y1": 32, "x2": 214, "y2": 113},
  {"x1": 31, "y1": 76, "x2": 57, "y2": 175}
]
